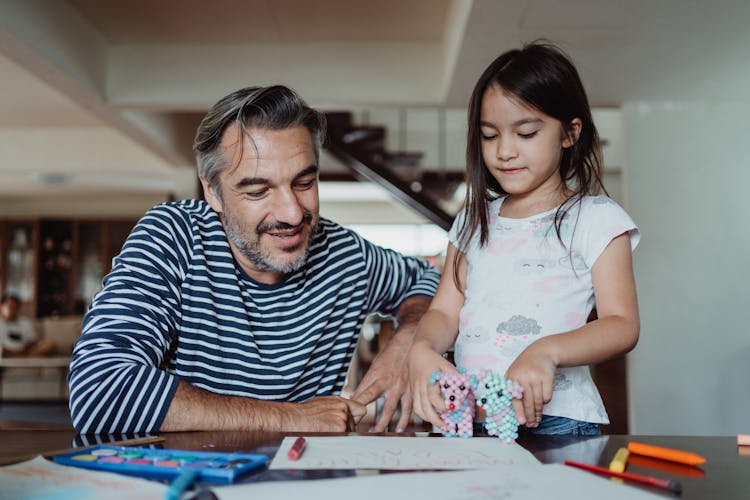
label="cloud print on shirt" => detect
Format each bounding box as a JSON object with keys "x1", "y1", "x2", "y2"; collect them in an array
[{"x1": 496, "y1": 315, "x2": 542, "y2": 336}]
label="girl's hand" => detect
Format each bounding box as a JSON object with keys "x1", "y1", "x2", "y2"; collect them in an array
[
  {"x1": 505, "y1": 338, "x2": 558, "y2": 427},
  {"x1": 407, "y1": 341, "x2": 457, "y2": 432}
]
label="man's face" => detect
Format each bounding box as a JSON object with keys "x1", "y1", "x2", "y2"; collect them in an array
[{"x1": 202, "y1": 125, "x2": 320, "y2": 284}]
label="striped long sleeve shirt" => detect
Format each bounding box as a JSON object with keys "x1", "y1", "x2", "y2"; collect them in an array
[{"x1": 68, "y1": 200, "x2": 440, "y2": 434}]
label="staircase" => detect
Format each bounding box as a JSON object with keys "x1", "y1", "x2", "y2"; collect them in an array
[{"x1": 324, "y1": 112, "x2": 460, "y2": 231}]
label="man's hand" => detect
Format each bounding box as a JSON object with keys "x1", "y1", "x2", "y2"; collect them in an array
[
  {"x1": 352, "y1": 296, "x2": 431, "y2": 432},
  {"x1": 352, "y1": 333, "x2": 412, "y2": 432},
  {"x1": 281, "y1": 396, "x2": 367, "y2": 432}
]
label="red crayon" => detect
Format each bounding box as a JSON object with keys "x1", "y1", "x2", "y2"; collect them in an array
[
  {"x1": 287, "y1": 436, "x2": 307, "y2": 461},
  {"x1": 565, "y1": 460, "x2": 682, "y2": 494}
]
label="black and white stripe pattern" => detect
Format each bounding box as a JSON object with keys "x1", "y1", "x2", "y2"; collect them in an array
[{"x1": 69, "y1": 200, "x2": 439, "y2": 434}]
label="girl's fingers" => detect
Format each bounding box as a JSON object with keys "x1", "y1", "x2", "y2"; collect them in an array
[
  {"x1": 511, "y1": 398, "x2": 526, "y2": 425},
  {"x1": 428, "y1": 383, "x2": 446, "y2": 413},
  {"x1": 534, "y1": 383, "x2": 544, "y2": 418},
  {"x1": 537, "y1": 379, "x2": 552, "y2": 421},
  {"x1": 543, "y1": 379, "x2": 553, "y2": 403},
  {"x1": 425, "y1": 384, "x2": 447, "y2": 431},
  {"x1": 413, "y1": 386, "x2": 442, "y2": 431},
  {"x1": 522, "y1": 386, "x2": 537, "y2": 424},
  {"x1": 425, "y1": 408, "x2": 446, "y2": 432}
]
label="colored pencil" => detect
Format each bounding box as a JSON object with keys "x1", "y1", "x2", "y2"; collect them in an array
[{"x1": 565, "y1": 460, "x2": 682, "y2": 494}]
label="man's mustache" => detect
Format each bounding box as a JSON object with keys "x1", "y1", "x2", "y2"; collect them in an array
[{"x1": 256, "y1": 211, "x2": 314, "y2": 235}]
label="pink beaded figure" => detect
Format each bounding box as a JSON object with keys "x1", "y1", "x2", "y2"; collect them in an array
[
  {"x1": 430, "y1": 369, "x2": 476, "y2": 438},
  {"x1": 472, "y1": 370, "x2": 523, "y2": 442}
]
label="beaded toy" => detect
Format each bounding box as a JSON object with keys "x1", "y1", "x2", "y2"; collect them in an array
[
  {"x1": 430, "y1": 368, "x2": 476, "y2": 438},
  {"x1": 472, "y1": 370, "x2": 524, "y2": 443}
]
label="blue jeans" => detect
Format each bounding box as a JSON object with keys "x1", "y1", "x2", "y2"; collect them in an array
[
  {"x1": 523, "y1": 415, "x2": 601, "y2": 436},
  {"x1": 475, "y1": 415, "x2": 601, "y2": 437}
]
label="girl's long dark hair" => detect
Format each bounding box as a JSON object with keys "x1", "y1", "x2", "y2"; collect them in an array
[{"x1": 454, "y1": 41, "x2": 606, "y2": 285}]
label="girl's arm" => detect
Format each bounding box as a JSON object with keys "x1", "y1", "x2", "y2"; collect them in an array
[
  {"x1": 506, "y1": 232, "x2": 640, "y2": 426},
  {"x1": 407, "y1": 243, "x2": 467, "y2": 430}
]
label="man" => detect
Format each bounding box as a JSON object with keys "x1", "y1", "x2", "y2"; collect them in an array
[
  {"x1": 0, "y1": 293, "x2": 55, "y2": 356},
  {"x1": 68, "y1": 85, "x2": 439, "y2": 434}
]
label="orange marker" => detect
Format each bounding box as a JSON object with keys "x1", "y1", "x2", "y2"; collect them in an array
[{"x1": 628, "y1": 441, "x2": 706, "y2": 466}]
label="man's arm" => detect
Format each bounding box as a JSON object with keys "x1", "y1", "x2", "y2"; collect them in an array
[
  {"x1": 347, "y1": 231, "x2": 439, "y2": 432},
  {"x1": 161, "y1": 381, "x2": 365, "y2": 432},
  {"x1": 352, "y1": 295, "x2": 431, "y2": 432}
]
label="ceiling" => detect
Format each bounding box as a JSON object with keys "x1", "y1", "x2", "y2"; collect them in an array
[
  {"x1": 1, "y1": 0, "x2": 749, "y2": 206},
  {"x1": 67, "y1": 0, "x2": 451, "y2": 43}
]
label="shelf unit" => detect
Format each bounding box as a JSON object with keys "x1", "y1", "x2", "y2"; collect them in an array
[{"x1": 0, "y1": 218, "x2": 136, "y2": 318}]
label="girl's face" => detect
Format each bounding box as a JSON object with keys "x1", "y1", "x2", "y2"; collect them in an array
[{"x1": 479, "y1": 84, "x2": 579, "y2": 203}]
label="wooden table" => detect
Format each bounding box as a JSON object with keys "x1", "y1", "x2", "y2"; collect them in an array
[{"x1": 2, "y1": 430, "x2": 748, "y2": 499}]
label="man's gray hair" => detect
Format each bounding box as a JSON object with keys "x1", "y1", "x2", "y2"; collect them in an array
[{"x1": 193, "y1": 85, "x2": 326, "y2": 193}]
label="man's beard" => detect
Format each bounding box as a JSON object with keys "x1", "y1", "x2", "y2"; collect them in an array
[{"x1": 224, "y1": 209, "x2": 317, "y2": 274}]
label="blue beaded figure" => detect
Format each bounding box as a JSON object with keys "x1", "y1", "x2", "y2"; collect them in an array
[{"x1": 471, "y1": 370, "x2": 523, "y2": 442}]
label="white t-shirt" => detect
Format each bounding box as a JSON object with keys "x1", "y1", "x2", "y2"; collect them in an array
[
  {"x1": 0, "y1": 316, "x2": 38, "y2": 352},
  {"x1": 450, "y1": 195, "x2": 640, "y2": 424}
]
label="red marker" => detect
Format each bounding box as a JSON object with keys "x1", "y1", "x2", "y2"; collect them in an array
[
  {"x1": 287, "y1": 436, "x2": 307, "y2": 461},
  {"x1": 565, "y1": 460, "x2": 682, "y2": 494}
]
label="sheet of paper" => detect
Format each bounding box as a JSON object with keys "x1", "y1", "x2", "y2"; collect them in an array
[
  {"x1": 0, "y1": 455, "x2": 167, "y2": 500},
  {"x1": 215, "y1": 464, "x2": 662, "y2": 500},
  {"x1": 270, "y1": 435, "x2": 539, "y2": 470}
]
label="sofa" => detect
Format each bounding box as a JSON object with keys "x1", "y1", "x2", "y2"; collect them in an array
[{"x1": 0, "y1": 315, "x2": 83, "y2": 400}]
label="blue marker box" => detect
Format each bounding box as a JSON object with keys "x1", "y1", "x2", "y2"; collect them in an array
[{"x1": 53, "y1": 445, "x2": 267, "y2": 483}]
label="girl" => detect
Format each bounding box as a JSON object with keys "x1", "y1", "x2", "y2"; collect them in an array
[{"x1": 407, "y1": 42, "x2": 640, "y2": 436}]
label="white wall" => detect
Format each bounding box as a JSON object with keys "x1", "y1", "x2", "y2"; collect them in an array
[{"x1": 625, "y1": 101, "x2": 750, "y2": 435}]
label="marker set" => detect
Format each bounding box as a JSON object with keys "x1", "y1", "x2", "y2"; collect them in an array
[{"x1": 53, "y1": 445, "x2": 267, "y2": 482}]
